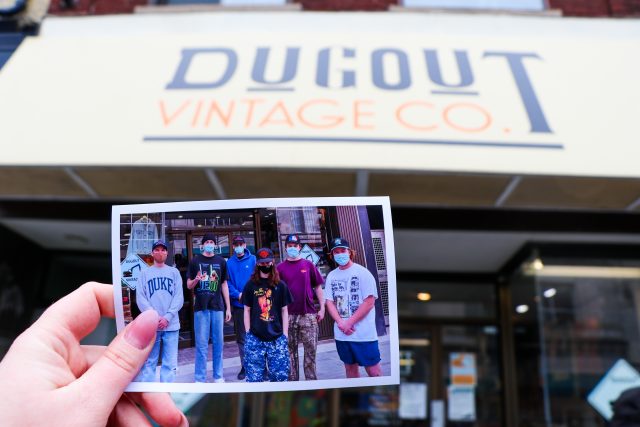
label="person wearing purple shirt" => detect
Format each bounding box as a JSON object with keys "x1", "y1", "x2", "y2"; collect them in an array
[{"x1": 276, "y1": 234, "x2": 325, "y2": 381}]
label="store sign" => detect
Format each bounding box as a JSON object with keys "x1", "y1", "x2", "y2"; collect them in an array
[
  {"x1": 587, "y1": 359, "x2": 640, "y2": 420},
  {"x1": 0, "y1": 13, "x2": 639, "y2": 177},
  {"x1": 300, "y1": 244, "x2": 320, "y2": 266},
  {"x1": 120, "y1": 253, "x2": 149, "y2": 290},
  {"x1": 450, "y1": 352, "x2": 477, "y2": 386}
]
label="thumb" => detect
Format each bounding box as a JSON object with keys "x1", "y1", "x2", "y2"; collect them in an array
[{"x1": 69, "y1": 310, "x2": 158, "y2": 413}]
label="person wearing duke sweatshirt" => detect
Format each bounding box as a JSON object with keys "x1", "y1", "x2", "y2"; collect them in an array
[{"x1": 134, "y1": 239, "x2": 184, "y2": 383}]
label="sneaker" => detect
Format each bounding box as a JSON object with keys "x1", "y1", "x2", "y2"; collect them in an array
[
  {"x1": 237, "y1": 368, "x2": 246, "y2": 380},
  {"x1": 213, "y1": 378, "x2": 225, "y2": 383}
]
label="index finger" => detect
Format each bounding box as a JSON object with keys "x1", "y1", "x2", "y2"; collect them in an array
[{"x1": 34, "y1": 282, "x2": 116, "y2": 342}]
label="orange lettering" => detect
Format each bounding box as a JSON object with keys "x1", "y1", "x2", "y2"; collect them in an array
[
  {"x1": 204, "y1": 100, "x2": 235, "y2": 127},
  {"x1": 159, "y1": 100, "x2": 191, "y2": 126},
  {"x1": 443, "y1": 103, "x2": 492, "y2": 133},
  {"x1": 297, "y1": 99, "x2": 344, "y2": 129},
  {"x1": 258, "y1": 101, "x2": 294, "y2": 128},
  {"x1": 241, "y1": 99, "x2": 265, "y2": 127},
  {"x1": 353, "y1": 100, "x2": 375, "y2": 130},
  {"x1": 396, "y1": 101, "x2": 437, "y2": 131}
]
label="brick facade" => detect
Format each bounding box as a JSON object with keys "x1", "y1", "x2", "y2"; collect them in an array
[{"x1": 47, "y1": 0, "x2": 640, "y2": 16}]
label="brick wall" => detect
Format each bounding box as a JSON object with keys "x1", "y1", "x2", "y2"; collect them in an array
[
  {"x1": 48, "y1": 0, "x2": 147, "y2": 16},
  {"x1": 298, "y1": 0, "x2": 397, "y2": 11},
  {"x1": 46, "y1": 0, "x2": 640, "y2": 16},
  {"x1": 549, "y1": 0, "x2": 611, "y2": 16},
  {"x1": 609, "y1": 0, "x2": 640, "y2": 16}
]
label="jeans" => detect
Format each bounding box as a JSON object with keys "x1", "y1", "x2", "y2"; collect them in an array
[
  {"x1": 194, "y1": 309, "x2": 224, "y2": 382},
  {"x1": 135, "y1": 330, "x2": 179, "y2": 383},
  {"x1": 244, "y1": 332, "x2": 289, "y2": 382}
]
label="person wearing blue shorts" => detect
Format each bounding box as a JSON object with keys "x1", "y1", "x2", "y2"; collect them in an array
[{"x1": 325, "y1": 237, "x2": 382, "y2": 378}]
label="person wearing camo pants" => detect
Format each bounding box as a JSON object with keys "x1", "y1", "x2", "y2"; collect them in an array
[
  {"x1": 242, "y1": 248, "x2": 293, "y2": 382},
  {"x1": 277, "y1": 234, "x2": 325, "y2": 381}
]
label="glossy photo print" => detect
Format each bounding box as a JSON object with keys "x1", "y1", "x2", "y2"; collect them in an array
[{"x1": 112, "y1": 196, "x2": 399, "y2": 393}]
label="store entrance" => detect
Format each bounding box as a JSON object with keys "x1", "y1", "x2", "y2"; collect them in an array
[{"x1": 399, "y1": 322, "x2": 502, "y2": 427}]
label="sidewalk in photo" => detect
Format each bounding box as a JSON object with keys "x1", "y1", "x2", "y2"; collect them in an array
[{"x1": 171, "y1": 332, "x2": 392, "y2": 383}]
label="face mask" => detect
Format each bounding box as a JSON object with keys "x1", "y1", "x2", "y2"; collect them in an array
[
  {"x1": 286, "y1": 247, "x2": 300, "y2": 258},
  {"x1": 234, "y1": 245, "x2": 244, "y2": 255},
  {"x1": 203, "y1": 244, "x2": 215, "y2": 253},
  {"x1": 258, "y1": 265, "x2": 272, "y2": 274},
  {"x1": 334, "y1": 253, "x2": 350, "y2": 266}
]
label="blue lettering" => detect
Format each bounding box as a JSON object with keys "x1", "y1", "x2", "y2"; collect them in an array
[
  {"x1": 424, "y1": 49, "x2": 474, "y2": 89},
  {"x1": 316, "y1": 47, "x2": 356, "y2": 88},
  {"x1": 251, "y1": 47, "x2": 299, "y2": 86},
  {"x1": 148, "y1": 279, "x2": 155, "y2": 298},
  {"x1": 483, "y1": 51, "x2": 552, "y2": 133},
  {"x1": 372, "y1": 49, "x2": 411, "y2": 90},
  {"x1": 166, "y1": 48, "x2": 238, "y2": 90}
]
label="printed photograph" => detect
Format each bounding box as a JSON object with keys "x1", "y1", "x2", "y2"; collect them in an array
[{"x1": 112, "y1": 197, "x2": 399, "y2": 393}]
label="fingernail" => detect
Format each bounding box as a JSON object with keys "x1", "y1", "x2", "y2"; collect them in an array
[{"x1": 124, "y1": 310, "x2": 158, "y2": 350}]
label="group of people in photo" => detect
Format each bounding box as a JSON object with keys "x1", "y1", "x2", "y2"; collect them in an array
[{"x1": 133, "y1": 232, "x2": 382, "y2": 383}]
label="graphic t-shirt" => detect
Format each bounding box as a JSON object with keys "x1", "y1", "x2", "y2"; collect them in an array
[
  {"x1": 242, "y1": 279, "x2": 293, "y2": 342},
  {"x1": 136, "y1": 264, "x2": 184, "y2": 331},
  {"x1": 325, "y1": 263, "x2": 378, "y2": 342},
  {"x1": 277, "y1": 258, "x2": 324, "y2": 315},
  {"x1": 188, "y1": 253, "x2": 228, "y2": 312}
]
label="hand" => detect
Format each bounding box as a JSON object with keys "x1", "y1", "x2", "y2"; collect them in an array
[
  {"x1": 316, "y1": 307, "x2": 325, "y2": 322},
  {"x1": 337, "y1": 319, "x2": 355, "y2": 335},
  {"x1": 158, "y1": 317, "x2": 169, "y2": 330},
  {"x1": 195, "y1": 272, "x2": 202, "y2": 282},
  {"x1": 225, "y1": 310, "x2": 232, "y2": 322},
  {"x1": 0, "y1": 282, "x2": 187, "y2": 427}
]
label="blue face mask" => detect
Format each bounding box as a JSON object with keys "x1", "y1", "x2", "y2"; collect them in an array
[
  {"x1": 334, "y1": 253, "x2": 350, "y2": 266},
  {"x1": 286, "y1": 247, "x2": 300, "y2": 258},
  {"x1": 203, "y1": 244, "x2": 215, "y2": 253},
  {"x1": 234, "y1": 245, "x2": 244, "y2": 255}
]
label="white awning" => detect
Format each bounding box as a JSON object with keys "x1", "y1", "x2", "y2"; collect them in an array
[{"x1": 0, "y1": 11, "x2": 639, "y2": 177}]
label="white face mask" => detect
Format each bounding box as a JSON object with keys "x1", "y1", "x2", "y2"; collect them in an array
[
  {"x1": 203, "y1": 243, "x2": 216, "y2": 253},
  {"x1": 234, "y1": 245, "x2": 244, "y2": 255}
]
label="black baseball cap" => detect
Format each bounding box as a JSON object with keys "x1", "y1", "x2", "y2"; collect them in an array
[
  {"x1": 330, "y1": 237, "x2": 350, "y2": 251},
  {"x1": 232, "y1": 236, "x2": 246, "y2": 245},
  {"x1": 201, "y1": 233, "x2": 217, "y2": 245},
  {"x1": 256, "y1": 247, "x2": 274, "y2": 263},
  {"x1": 285, "y1": 234, "x2": 301, "y2": 245},
  {"x1": 152, "y1": 240, "x2": 168, "y2": 250}
]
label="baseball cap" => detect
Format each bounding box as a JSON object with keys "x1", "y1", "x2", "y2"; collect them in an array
[
  {"x1": 152, "y1": 240, "x2": 168, "y2": 250},
  {"x1": 285, "y1": 234, "x2": 301, "y2": 245},
  {"x1": 256, "y1": 247, "x2": 274, "y2": 264},
  {"x1": 232, "y1": 236, "x2": 246, "y2": 245},
  {"x1": 201, "y1": 233, "x2": 217, "y2": 245},
  {"x1": 330, "y1": 237, "x2": 350, "y2": 251}
]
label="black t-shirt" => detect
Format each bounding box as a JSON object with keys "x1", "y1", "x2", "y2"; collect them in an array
[
  {"x1": 242, "y1": 279, "x2": 293, "y2": 342},
  {"x1": 188, "y1": 253, "x2": 228, "y2": 312}
]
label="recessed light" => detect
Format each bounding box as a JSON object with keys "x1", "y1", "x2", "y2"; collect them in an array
[
  {"x1": 543, "y1": 288, "x2": 557, "y2": 298},
  {"x1": 532, "y1": 259, "x2": 544, "y2": 270},
  {"x1": 417, "y1": 292, "x2": 431, "y2": 301},
  {"x1": 516, "y1": 304, "x2": 529, "y2": 314}
]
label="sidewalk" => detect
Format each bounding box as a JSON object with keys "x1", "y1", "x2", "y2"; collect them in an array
[{"x1": 173, "y1": 333, "x2": 391, "y2": 383}]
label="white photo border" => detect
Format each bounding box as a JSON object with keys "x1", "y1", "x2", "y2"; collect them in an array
[{"x1": 112, "y1": 196, "x2": 399, "y2": 393}]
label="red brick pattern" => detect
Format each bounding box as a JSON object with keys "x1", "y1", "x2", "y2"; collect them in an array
[
  {"x1": 48, "y1": 0, "x2": 147, "y2": 16},
  {"x1": 609, "y1": 0, "x2": 640, "y2": 16},
  {"x1": 298, "y1": 0, "x2": 397, "y2": 11},
  {"x1": 549, "y1": 0, "x2": 611, "y2": 16},
  {"x1": 46, "y1": 0, "x2": 640, "y2": 16}
]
